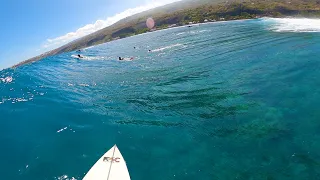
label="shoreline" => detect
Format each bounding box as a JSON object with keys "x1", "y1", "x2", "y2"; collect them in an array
[
  {"x1": 9, "y1": 15, "x2": 319, "y2": 70},
  {"x1": 8, "y1": 0, "x2": 320, "y2": 70},
  {"x1": 10, "y1": 18, "x2": 259, "y2": 70}
]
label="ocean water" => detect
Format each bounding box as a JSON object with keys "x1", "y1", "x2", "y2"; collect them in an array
[{"x1": 1, "y1": 18, "x2": 320, "y2": 180}]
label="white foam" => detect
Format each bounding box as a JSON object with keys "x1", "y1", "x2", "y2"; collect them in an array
[
  {"x1": 84, "y1": 46, "x2": 94, "y2": 50},
  {"x1": 71, "y1": 55, "x2": 102, "y2": 60},
  {"x1": 6, "y1": 97, "x2": 29, "y2": 104},
  {"x1": 0, "y1": 76, "x2": 13, "y2": 83},
  {"x1": 190, "y1": 30, "x2": 211, "y2": 34},
  {"x1": 176, "y1": 32, "x2": 186, "y2": 35},
  {"x1": 16, "y1": 98, "x2": 28, "y2": 102},
  {"x1": 152, "y1": 43, "x2": 183, "y2": 52},
  {"x1": 79, "y1": 84, "x2": 90, "y2": 87},
  {"x1": 55, "y1": 175, "x2": 77, "y2": 180},
  {"x1": 263, "y1": 17, "x2": 320, "y2": 32},
  {"x1": 57, "y1": 127, "x2": 68, "y2": 133},
  {"x1": 199, "y1": 29, "x2": 211, "y2": 33}
]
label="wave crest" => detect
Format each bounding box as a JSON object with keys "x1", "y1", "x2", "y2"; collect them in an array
[{"x1": 263, "y1": 17, "x2": 320, "y2": 32}]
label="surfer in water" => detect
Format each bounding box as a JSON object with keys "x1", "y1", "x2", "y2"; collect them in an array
[
  {"x1": 118, "y1": 57, "x2": 134, "y2": 61},
  {"x1": 78, "y1": 54, "x2": 83, "y2": 58}
]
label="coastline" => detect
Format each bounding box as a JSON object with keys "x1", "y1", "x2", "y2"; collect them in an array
[
  {"x1": 10, "y1": 18, "x2": 259, "y2": 69},
  {"x1": 9, "y1": 15, "x2": 320, "y2": 71},
  {"x1": 9, "y1": 0, "x2": 320, "y2": 70},
  {"x1": 9, "y1": 15, "x2": 315, "y2": 70}
]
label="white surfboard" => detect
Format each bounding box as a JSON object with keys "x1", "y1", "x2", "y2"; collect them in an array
[
  {"x1": 83, "y1": 145, "x2": 131, "y2": 180},
  {"x1": 71, "y1": 54, "x2": 84, "y2": 59}
]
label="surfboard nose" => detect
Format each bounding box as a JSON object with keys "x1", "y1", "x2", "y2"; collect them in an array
[{"x1": 83, "y1": 144, "x2": 131, "y2": 180}]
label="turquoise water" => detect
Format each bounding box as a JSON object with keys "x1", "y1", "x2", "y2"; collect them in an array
[{"x1": 1, "y1": 18, "x2": 320, "y2": 179}]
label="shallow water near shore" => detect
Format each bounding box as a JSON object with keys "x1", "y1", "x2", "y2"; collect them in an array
[{"x1": 1, "y1": 18, "x2": 320, "y2": 179}]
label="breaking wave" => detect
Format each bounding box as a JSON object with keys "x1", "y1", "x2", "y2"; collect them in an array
[{"x1": 262, "y1": 17, "x2": 320, "y2": 32}]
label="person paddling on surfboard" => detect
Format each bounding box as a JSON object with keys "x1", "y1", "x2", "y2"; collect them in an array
[
  {"x1": 78, "y1": 54, "x2": 83, "y2": 58},
  {"x1": 119, "y1": 57, "x2": 134, "y2": 61}
]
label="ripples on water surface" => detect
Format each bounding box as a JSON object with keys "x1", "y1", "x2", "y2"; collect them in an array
[{"x1": 1, "y1": 18, "x2": 320, "y2": 179}]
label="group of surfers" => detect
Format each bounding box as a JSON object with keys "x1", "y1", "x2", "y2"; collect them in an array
[{"x1": 76, "y1": 47, "x2": 153, "y2": 61}]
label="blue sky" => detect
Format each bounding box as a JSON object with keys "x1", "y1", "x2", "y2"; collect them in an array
[{"x1": 0, "y1": 0, "x2": 179, "y2": 70}]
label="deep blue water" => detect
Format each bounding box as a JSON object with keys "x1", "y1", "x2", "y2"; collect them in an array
[{"x1": 1, "y1": 18, "x2": 320, "y2": 180}]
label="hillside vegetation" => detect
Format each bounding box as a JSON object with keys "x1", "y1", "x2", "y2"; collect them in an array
[{"x1": 14, "y1": 0, "x2": 320, "y2": 67}]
